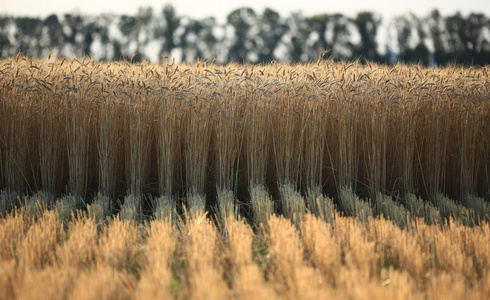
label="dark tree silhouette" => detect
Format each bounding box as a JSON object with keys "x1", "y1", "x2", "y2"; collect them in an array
[
  {"x1": 394, "y1": 14, "x2": 429, "y2": 65},
  {"x1": 445, "y1": 12, "x2": 489, "y2": 65},
  {"x1": 118, "y1": 7, "x2": 153, "y2": 61},
  {"x1": 353, "y1": 12, "x2": 382, "y2": 62},
  {"x1": 307, "y1": 14, "x2": 331, "y2": 57},
  {"x1": 94, "y1": 14, "x2": 114, "y2": 60},
  {"x1": 63, "y1": 14, "x2": 94, "y2": 57},
  {"x1": 159, "y1": 5, "x2": 180, "y2": 58},
  {"x1": 178, "y1": 18, "x2": 204, "y2": 62},
  {"x1": 285, "y1": 12, "x2": 310, "y2": 62},
  {"x1": 1, "y1": 6, "x2": 489, "y2": 65},
  {"x1": 256, "y1": 8, "x2": 287, "y2": 63},
  {"x1": 429, "y1": 10, "x2": 450, "y2": 65},
  {"x1": 0, "y1": 16, "x2": 12, "y2": 57},
  {"x1": 227, "y1": 8, "x2": 257, "y2": 62},
  {"x1": 14, "y1": 17, "x2": 43, "y2": 57},
  {"x1": 329, "y1": 14, "x2": 354, "y2": 59},
  {"x1": 199, "y1": 17, "x2": 219, "y2": 60},
  {"x1": 43, "y1": 15, "x2": 64, "y2": 56},
  {"x1": 307, "y1": 13, "x2": 355, "y2": 60}
]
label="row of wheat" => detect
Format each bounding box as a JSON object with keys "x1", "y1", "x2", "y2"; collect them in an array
[
  {"x1": 1, "y1": 202, "x2": 489, "y2": 300},
  {"x1": 3, "y1": 177, "x2": 487, "y2": 229},
  {"x1": 0, "y1": 57, "x2": 489, "y2": 218}
]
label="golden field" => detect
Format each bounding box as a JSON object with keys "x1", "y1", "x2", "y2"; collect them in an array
[
  {"x1": 0, "y1": 56, "x2": 488, "y2": 202},
  {"x1": 0, "y1": 56, "x2": 489, "y2": 299},
  {"x1": 0, "y1": 203, "x2": 489, "y2": 300}
]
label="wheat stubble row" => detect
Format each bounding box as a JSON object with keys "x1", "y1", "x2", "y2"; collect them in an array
[{"x1": 1, "y1": 204, "x2": 489, "y2": 300}]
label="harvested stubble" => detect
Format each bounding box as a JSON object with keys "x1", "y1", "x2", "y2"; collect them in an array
[
  {"x1": 250, "y1": 184, "x2": 274, "y2": 226},
  {"x1": 374, "y1": 192, "x2": 410, "y2": 228},
  {"x1": 186, "y1": 192, "x2": 206, "y2": 215},
  {"x1": 119, "y1": 194, "x2": 143, "y2": 222},
  {"x1": 0, "y1": 189, "x2": 17, "y2": 214},
  {"x1": 405, "y1": 192, "x2": 441, "y2": 224},
  {"x1": 306, "y1": 186, "x2": 335, "y2": 221},
  {"x1": 88, "y1": 192, "x2": 111, "y2": 224},
  {"x1": 226, "y1": 217, "x2": 279, "y2": 299},
  {"x1": 179, "y1": 211, "x2": 230, "y2": 299},
  {"x1": 278, "y1": 183, "x2": 306, "y2": 223},
  {"x1": 217, "y1": 188, "x2": 237, "y2": 225},
  {"x1": 136, "y1": 220, "x2": 176, "y2": 299},
  {"x1": 53, "y1": 194, "x2": 79, "y2": 225},
  {"x1": 2, "y1": 203, "x2": 489, "y2": 299},
  {"x1": 153, "y1": 195, "x2": 175, "y2": 222},
  {"x1": 338, "y1": 185, "x2": 373, "y2": 221}
]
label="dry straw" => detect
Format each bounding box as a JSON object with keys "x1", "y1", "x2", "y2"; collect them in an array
[
  {"x1": 249, "y1": 184, "x2": 274, "y2": 226},
  {"x1": 0, "y1": 194, "x2": 489, "y2": 299},
  {"x1": 0, "y1": 57, "x2": 488, "y2": 220},
  {"x1": 153, "y1": 195, "x2": 175, "y2": 222},
  {"x1": 338, "y1": 186, "x2": 372, "y2": 221}
]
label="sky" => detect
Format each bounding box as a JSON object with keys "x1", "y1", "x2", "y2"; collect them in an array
[{"x1": 2, "y1": 0, "x2": 490, "y2": 22}]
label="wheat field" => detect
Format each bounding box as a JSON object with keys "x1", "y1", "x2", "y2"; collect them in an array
[
  {"x1": 0, "y1": 56, "x2": 489, "y2": 298},
  {"x1": 0, "y1": 203, "x2": 489, "y2": 300}
]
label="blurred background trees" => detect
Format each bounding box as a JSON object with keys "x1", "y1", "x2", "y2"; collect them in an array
[{"x1": 0, "y1": 5, "x2": 489, "y2": 65}]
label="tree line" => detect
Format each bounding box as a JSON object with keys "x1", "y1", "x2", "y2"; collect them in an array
[{"x1": 1, "y1": 5, "x2": 489, "y2": 65}]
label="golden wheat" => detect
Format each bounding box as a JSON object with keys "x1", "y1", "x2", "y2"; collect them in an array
[
  {"x1": 0, "y1": 199, "x2": 488, "y2": 299},
  {"x1": 1, "y1": 58, "x2": 488, "y2": 211},
  {"x1": 0, "y1": 57, "x2": 489, "y2": 300}
]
